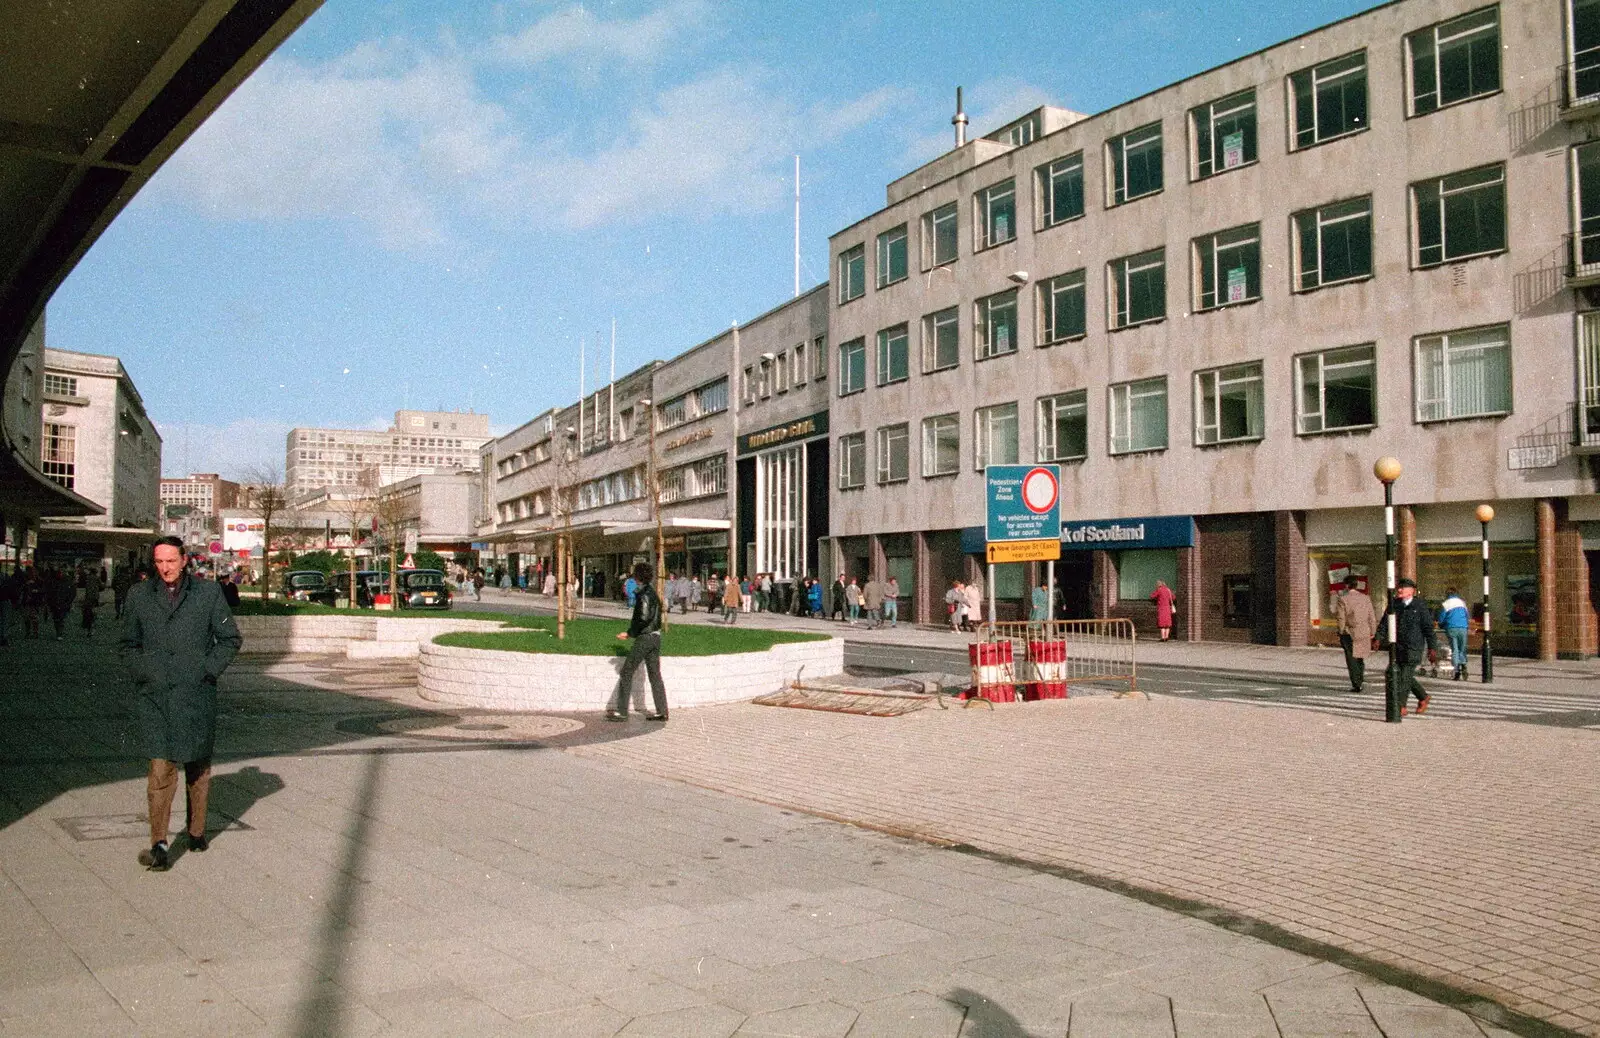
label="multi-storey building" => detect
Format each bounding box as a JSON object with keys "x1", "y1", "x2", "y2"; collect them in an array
[
  {"x1": 35, "y1": 347, "x2": 161, "y2": 568},
  {"x1": 159, "y1": 472, "x2": 241, "y2": 529},
  {"x1": 285, "y1": 409, "x2": 491, "y2": 500},
  {"x1": 378, "y1": 470, "x2": 479, "y2": 557},
  {"x1": 825, "y1": 0, "x2": 1600, "y2": 655}
]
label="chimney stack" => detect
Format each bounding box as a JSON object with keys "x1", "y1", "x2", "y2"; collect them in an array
[{"x1": 953, "y1": 86, "x2": 968, "y2": 148}]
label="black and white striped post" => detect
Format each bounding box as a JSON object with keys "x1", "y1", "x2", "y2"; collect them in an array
[
  {"x1": 1375, "y1": 457, "x2": 1403, "y2": 724},
  {"x1": 1477, "y1": 503, "x2": 1494, "y2": 684}
]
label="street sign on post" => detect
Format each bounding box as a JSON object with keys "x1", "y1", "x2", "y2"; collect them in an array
[
  {"x1": 985, "y1": 464, "x2": 1061, "y2": 562},
  {"x1": 404, "y1": 529, "x2": 418, "y2": 555}
]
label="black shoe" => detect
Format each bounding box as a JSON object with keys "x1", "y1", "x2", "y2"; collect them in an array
[
  {"x1": 645, "y1": 713, "x2": 668, "y2": 722},
  {"x1": 188, "y1": 832, "x2": 209, "y2": 852},
  {"x1": 138, "y1": 842, "x2": 170, "y2": 871},
  {"x1": 604, "y1": 711, "x2": 628, "y2": 722}
]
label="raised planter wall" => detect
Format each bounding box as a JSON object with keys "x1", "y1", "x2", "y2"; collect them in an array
[
  {"x1": 235, "y1": 614, "x2": 508, "y2": 657},
  {"x1": 417, "y1": 637, "x2": 845, "y2": 712}
]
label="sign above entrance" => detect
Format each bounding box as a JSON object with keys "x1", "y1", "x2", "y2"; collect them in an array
[
  {"x1": 986, "y1": 539, "x2": 1061, "y2": 564},
  {"x1": 985, "y1": 465, "x2": 1061, "y2": 543},
  {"x1": 738, "y1": 410, "x2": 828, "y2": 457},
  {"x1": 1060, "y1": 515, "x2": 1195, "y2": 551}
]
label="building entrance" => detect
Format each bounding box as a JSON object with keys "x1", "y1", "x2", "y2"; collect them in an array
[{"x1": 1052, "y1": 554, "x2": 1094, "y2": 619}]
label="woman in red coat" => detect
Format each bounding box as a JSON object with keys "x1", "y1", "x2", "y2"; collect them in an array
[{"x1": 1150, "y1": 579, "x2": 1176, "y2": 641}]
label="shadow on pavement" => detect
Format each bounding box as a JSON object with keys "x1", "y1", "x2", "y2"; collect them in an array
[{"x1": 949, "y1": 987, "x2": 1033, "y2": 1037}]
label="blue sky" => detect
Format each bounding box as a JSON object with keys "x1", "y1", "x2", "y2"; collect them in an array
[{"x1": 48, "y1": 0, "x2": 1376, "y2": 480}]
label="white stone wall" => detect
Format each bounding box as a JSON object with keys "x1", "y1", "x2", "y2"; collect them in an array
[
  {"x1": 417, "y1": 636, "x2": 844, "y2": 712},
  {"x1": 234, "y1": 614, "x2": 507, "y2": 656}
]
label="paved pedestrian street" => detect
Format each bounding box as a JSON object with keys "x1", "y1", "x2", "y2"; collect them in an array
[{"x1": 0, "y1": 623, "x2": 1589, "y2": 1037}]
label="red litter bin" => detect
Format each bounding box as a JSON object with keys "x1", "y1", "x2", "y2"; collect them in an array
[
  {"x1": 967, "y1": 640, "x2": 1017, "y2": 702},
  {"x1": 1024, "y1": 639, "x2": 1069, "y2": 700}
]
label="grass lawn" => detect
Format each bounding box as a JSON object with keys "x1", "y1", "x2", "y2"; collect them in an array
[{"x1": 434, "y1": 616, "x2": 830, "y2": 657}]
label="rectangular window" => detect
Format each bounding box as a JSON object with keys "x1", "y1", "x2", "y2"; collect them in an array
[
  {"x1": 1109, "y1": 248, "x2": 1166, "y2": 328},
  {"x1": 838, "y1": 244, "x2": 865, "y2": 302},
  {"x1": 1108, "y1": 122, "x2": 1163, "y2": 205},
  {"x1": 876, "y1": 324, "x2": 910, "y2": 385},
  {"x1": 922, "y1": 307, "x2": 960, "y2": 372},
  {"x1": 1037, "y1": 390, "x2": 1088, "y2": 462},
  {"x1": 1409, "y1": 6, "x2": 1499, "y2": 115},
  {"x1": 742, "y1": 366, "x2": 756, "y2": 406},
  {"x1": 1291, "y1": 51, "x2": 1367, "y2": 148},
  {"x1": 1294, "y1": 197, "x2": 1373, "y2": 290},
  {"x1": 774, "y1": 352, "x2": 789, "y2": 393},
  {"x1": 1191, "y1": 89, "x2": 1257, "y2": 179},
  {"x1": 876, "y1": 224, "x2": 908, "y2": 287},
  {"x1": 1038, "y1": 270, "x2": 1087, "y2": 344},
  {"x1": 42, "y1": 374, "x2": 78, "y2": 397},
  {"x1": 1413, "y1": 163, "x2": 1506, "y2": 266},
  {"x1": 1037, "y1": 153, "x2": 1085, "y2": 228},
  {"x1": 1574, "y1": 0, "x2": 1600, "y2": 104},
  {"x1": 876, "y1": 424, "x2": 910, "y2": 483},
  {"x1": 921, "y1": 202, "x2": 958, "y2": 268},
  {"x1": 1415, "y1": 325, "x2": 1511, "y2": 421},
  {"x1": 974, "y1": 402, "x2": 1019, "y2": 470},
  {"x1": 1194, "y1": 362, "x2": 1265, "y2": 445},
  {"x1": 976, "y1": 179, "x2": 1017, "y2": 248},
  {"x1": 1195, "y1": 223, "x2": 1261, "y2": 309},
  {"x1": 838, "y1": 432, "x2": 866, "y2": 489},
  {"x1": 922, "y1": 413, "x2": 960, "y2": 476},
  {"x1": 976, "y1": 290, "x2": 1019, "y2": 359},
  {"x1": 1578, "y1": 143, "x2": 1600, "y2": 275},
  {"x1": 792, "y1": 343, "x2": 807, "y2": 386},
  {"x1": 693, "y1": 378, "x2": 728, "y2": 417},
  {"x1": 1297, "y1": 343, "x2": 1377, "y2": 433},
  {"x1": 40, "y1": 422, "x2": 75, "y2": 489},
  {"x1": 838, "y1": 338, "x2": 866, "y2": 395},
  {"x1": 1109, "y1": 378, "x2": 1169, "y2": 454},
  {"x1": 811, "y1": 335, "x2": 827, "y2": 380}
]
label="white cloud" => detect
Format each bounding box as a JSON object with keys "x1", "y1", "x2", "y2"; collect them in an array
[
  {"x1": 901, "y1": 80, "x2": 1059, "y2": 168},
  {"x1": 490, "y1": 0, "x2": 711, "y2": 66},
  {"x1": 158, "y1": 418, "x2": 292, "y2": 482}
]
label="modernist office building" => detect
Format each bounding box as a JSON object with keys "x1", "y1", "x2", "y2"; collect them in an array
[
  {"x1": 285, "y1": 409, "x2": 491, "y2": 501},
  {"x1": 826, "y1": 0, "x2": 1600, "y2": 655}
]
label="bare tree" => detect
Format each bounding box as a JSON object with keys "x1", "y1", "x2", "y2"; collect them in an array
[
  {"x1": 328, "y1": 472, "x2": 379, "y2": 604},
  {"x1": 239, "y1": 465, "x2": 288, "y2": 601},
  {"x1": 371, "y1": 482, "x2": 410, "y2": 602}
]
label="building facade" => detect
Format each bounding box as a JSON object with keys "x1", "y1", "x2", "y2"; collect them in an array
[
  {"x1": 160, "y1": 472, "x2": 241, "y2": 528},
  {"x1": 285, "y1": 409, "x2": 491, "y2": 500},
  {"x1": 824, "y1": 0, "x2": 1598, "y2": 655},
  {"x1": 378, "y1": 470, "x2": 479, "y2": 557}
]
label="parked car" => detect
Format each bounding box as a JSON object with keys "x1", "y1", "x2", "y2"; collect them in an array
[
  {"x1": 281, "y1": 570, "x2": 338, "y2": 606},
  {"x1": 395, "y1": 569, "x2": 451, "y2": 610},
  {"x1": 328, "y1": 570, "x2": 389, "y2": 607}
]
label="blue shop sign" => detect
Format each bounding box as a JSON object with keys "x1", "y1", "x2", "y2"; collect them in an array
[{"x1": 1060, "y1": 515, "x2": 1194, "y2": 551}]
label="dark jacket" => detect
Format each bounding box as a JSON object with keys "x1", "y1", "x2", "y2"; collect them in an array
[
  {"x1": 119, "y1": 573, "x2": 243, "y2": 763},
  {"x1": 1381, "y1": 594, "x2": 1435, "y2": 655},
  {"x1": 626, "y1": 584, "x2": 663, "y2": 639}
]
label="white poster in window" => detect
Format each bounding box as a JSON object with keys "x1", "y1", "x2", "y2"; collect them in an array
[
  {"x1": 1226, "y1": 267, "x2": 1247, "y2": 303},
  {"x1": 1222, "y1": 130, "x2": 1244, "y2": 169},
  {"x1": 996, "y1": 325, "x2": 1010, "y2": 351}
]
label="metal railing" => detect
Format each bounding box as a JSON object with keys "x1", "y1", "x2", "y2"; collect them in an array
[
  {"x1": 968, "y1": 619, "x2": 1138, "y2": 701},
  {"x1": 1561, "y1": 57, "x2": 1600, "y2": 113},
  {"x1": 1565, "y1": 232, "x2": 1600, "y2": 283}
]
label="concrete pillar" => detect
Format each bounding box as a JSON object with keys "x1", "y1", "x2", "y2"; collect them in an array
[
  {"x1": 913, "y1": 531, "x2": 932, "y2": 625},
  {"x1": 869, "y1": 534, "x2": 887, "y2": 582},
  {"x1": 1397, "y1": 505, "x2": 1417, "y2": 584},
  {"x1": 1091, "y1": 550, "x2": 1114, "y2": 619},
  {"x1": 1176, "y1": 545, "x2": 1201, "y2": 642},
  {"x1": 1537, "y1": 498, "x2": 1558, "y2": 661},
  {"x1": 1274, "y1": 510, "x2": 1308, "y2": 647},
  {"x1": 1553, "y1": 499, "x2": 1596, "y2": 659}
]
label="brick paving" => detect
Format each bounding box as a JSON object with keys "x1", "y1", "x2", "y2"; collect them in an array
[{"x1": 572, "y1": 695, "x2": 1600, "y2": 1035}]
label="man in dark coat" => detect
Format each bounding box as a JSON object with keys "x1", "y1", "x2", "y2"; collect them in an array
[
  {"x1": 1379, "y1": 577, "x2": 1434, "y2": 715},
  {"x1": 607, "y1": 562, "x2": 667, "y2": 722},
  {"x1": 119, "y1": 536, "x2": 242, "y2": 870}
]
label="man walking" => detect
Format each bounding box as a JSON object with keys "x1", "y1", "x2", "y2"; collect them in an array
[
  {"x1": 862, "y1": 574, "x2": 884, "y2": 629},
  {"x1": 883, "y1": 576, "x2": 900, "y2": 627},
  {"x1": 120, "y1": 536, "x2": 243, "y2": 871},
  {"x1": 1438, "y1": 587, "x2": 1470, "y2": 680},
  {"x1": 607, "y1": 562, "x2": 667, "y2": 722},
  {"x1": 1332, "y1": 581, "x2": 1376, "y2": 693},
  {"x1": 1381, "y1": 577, "x2": 1435, "y2": 715}
]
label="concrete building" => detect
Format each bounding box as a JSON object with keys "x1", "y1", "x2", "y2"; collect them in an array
[
  {"x1": 824, "y1": 0, "x2": 1599, "y2": 655},
  {"x1": 160, "y1": 472, "x2": 241, "y2": 529},
  {"x1": 379, "y1": 470, "x2": 479, "y2": 557},
  {"x1": 35, "y1": 347, "x2": 162, "y2": 567},
  {"x1": 285, "y1": 409, "x2": 491, "y2": 500}
]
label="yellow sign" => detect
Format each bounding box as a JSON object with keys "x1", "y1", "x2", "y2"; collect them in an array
[{"x1": 986, "y1": 539, "x2": 1061, "y2": 564}]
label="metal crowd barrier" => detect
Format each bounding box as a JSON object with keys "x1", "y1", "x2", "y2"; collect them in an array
[{"x1": 968, "y1": 619, "x2": 1138, "y2": 701}]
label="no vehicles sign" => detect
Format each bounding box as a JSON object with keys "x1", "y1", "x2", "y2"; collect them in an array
[{"x1": 986, "y1": 465, "x2": 1061, "y2": 547}]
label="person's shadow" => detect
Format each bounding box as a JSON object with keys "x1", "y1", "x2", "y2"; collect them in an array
[
  {"x1": 202, "y1": 765, "x2": 285, "y2": 842},
  {"x1": 949, "y1": 987, "x2": 1033, "y2": 1037}
]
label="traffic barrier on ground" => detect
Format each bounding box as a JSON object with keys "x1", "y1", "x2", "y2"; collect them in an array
[{"x1": 973, "y1": 619, "x2": 1138, "y2": 699}]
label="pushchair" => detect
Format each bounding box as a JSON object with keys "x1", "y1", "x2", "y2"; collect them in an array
[{"x1": 1424, "y1": 626, "x2": 1453, "y2": 678}]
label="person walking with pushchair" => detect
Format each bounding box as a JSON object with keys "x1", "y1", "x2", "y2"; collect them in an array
[{"x1": 1437, "y1": 587, "x2": 1470, "y2": 681}]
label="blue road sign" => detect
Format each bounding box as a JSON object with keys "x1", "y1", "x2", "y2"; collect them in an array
[{"x1": 985, "y1": 464, "x2": 1061, "y2": 542}]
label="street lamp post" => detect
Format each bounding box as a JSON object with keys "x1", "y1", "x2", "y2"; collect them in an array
[
  {"x1": 1375, "y1": 457, "x2": 1403, "y2": 724},
  {"x1": 1477, "y1": 503, "x2": 1494, "y2": 683}
]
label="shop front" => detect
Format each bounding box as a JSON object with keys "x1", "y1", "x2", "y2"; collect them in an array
[
  {"x1": 736, "y1": 410, "x2": 830, "y2": 594},
  {"x1": 1057, "y1": 515, "x2": 1196, "y2": 636}
]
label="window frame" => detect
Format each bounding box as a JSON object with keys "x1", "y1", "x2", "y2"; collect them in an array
[
  {"x1": 921, "y1": 413, "x2": 961, "y2": 477},
  {"x1": 1194, "y1": 223, "x2": 1262, "y2": 311},
  {"x1": 1036, "y1": 152, "x2": 1085, "y2": 229},
  {"x1": 1295, "y1": 343, "x2": 1378, "y2": 435},
  {"x1": 1107, "y1": 121, "x2": 1164, "y2": 206},
  {"x1": 1190, "y1": 89, "x2": 1258, "y2": 180},
  {"x1": 920, "y1": 201, "x2": 959, "y2": 269},
  {"x1": 1411, "y1": 163, "x2": 1507, "y2": 268},
  {"x1": 810, "y1": 335, "x2": 827, "y2": 381},
  {"x1": 1293, "y1": 196, "x2": 1374, "y2": 292},
  {"x1": 1038, "y1": 269, "x2": 1088, "y2": 345},
  {"x1": 875, "y1": 324, "x2": 910, "y2": 386},
  {"x1": 976, "y1": 289, "x2": 1020, "y2": 360},
  {"x1": 975, "y1": 178, "x2": 1018, "y2": 250},
  {"x1": 1413, "y1": 324, "x2": 1512, "y2": 423},
  {"x1": 837, "y1": 243, "x2": 866, "y2": 303},
  {"x1": 1108, "y1": 248, "x2": 1167, "y2": 329},
  {"x1": 875, "y1": 423, "x2": 911, "y2": 484},
  {"x1": 837, "y1": 432, "x2": 867, "y2": 490},
  {"x1": 1289, "y1": 50, "x2": 1368, "y2": 150},
  {"x1": 974, "y1": 402, "x2": 1020, "y2": 471},
  {"x1": 1108, "y1": 377, "x2": 1169, "y2": 455},
  {"x1": 876, "y1": 224, "x2": 909, "y2": 288},
  {"x1": 837, "y1": 338, "x2": 867, "y2": 396},
  {"x1": 1407, "y1": 5, "x2": 1500, "y2": 116},
  {"x1": 1037, "y1": 389, "x2": 1089, "y2": 463},
  {"x1": 1193, "y1": 361, "x2": 1266, "y2": 446},
  {"x1": 921, "y1": 306, "x2": 961, "y2": 373}
]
